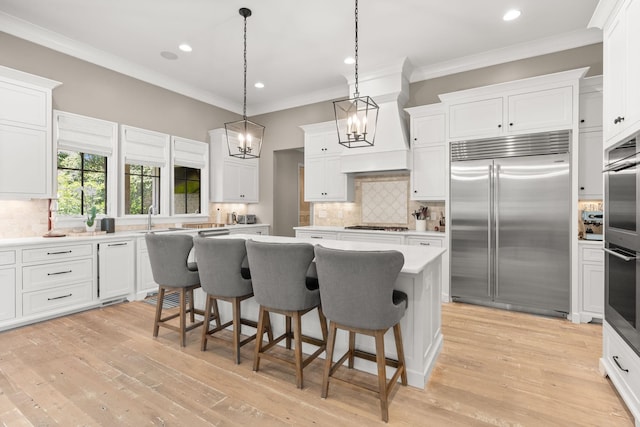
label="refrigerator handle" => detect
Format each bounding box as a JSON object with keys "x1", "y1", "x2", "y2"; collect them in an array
[
  {"x1": 488, "y1": 164, "x2": 493, "y2": 297},
  {"x1": 494, "y1": 164, "x2": 500, "y2": 297}
]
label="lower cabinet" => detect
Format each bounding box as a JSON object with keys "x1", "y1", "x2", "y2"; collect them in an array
[
  {"x1": 228, "y1": 225, "x2": 269, "y2": 235},
  {"x1": 295, "y1": 230, "x2": 339, "y2": 240},
  {"x1": 338, "y1": 232, "x2": 404, "y2": 245},
  {"x1": 406, "y1": 236, "x2": 444, "y2": 247},
  {"x1": 579, "y1": 242, "x2": 604, "y2": 321},
  {"x1": 0, "y1": 267, "x2": 16, "y2": 321},
  {"x1": 98, "y1": 240, "x2": 135, "y2": 301},
  {"x1": 136, "y1": 236, "x2": 158, "y2": 299}
]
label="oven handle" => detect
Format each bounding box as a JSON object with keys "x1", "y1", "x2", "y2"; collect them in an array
[
  {"x1": 603, "y1": 247, "x2": 638, "y2": 262},
  {"x1": 603, "y1": 159, "x2": 640, "y2": 173}
]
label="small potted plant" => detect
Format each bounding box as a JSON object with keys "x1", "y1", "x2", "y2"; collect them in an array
[
  {"x1": 86, "y1": 205, "x2": 97, "y2": 232},
  {"x1": 79, "y1": 186, "x2": 98, "y2": 232}
]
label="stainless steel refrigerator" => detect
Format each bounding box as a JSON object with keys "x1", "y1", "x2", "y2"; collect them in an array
[{"x1": 450, "y1": 131, "x2": 571, "y2": 316}]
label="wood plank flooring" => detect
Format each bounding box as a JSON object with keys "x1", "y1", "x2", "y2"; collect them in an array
[{"x1": 0, "y1": 301, "x2": 634, "y2": 426}]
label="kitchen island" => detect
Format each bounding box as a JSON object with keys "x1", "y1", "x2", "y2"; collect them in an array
[{"x1": 208, "y1": 233, "x2": 445, "y2": 389}]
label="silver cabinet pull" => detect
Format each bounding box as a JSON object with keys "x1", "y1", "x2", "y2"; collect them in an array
[
  {"x1": 603, "y1": 247, "x2": 638, "y2": 262},
  {"x1": 108, "y1": 242, "x2": 128, "y2": 247},
  {"x1": 48, "y1": 293, "x2": 72, "y2": 301},
  {"x1": 310, "y1": 236, "x2": 323, "y2": 239},
  {"x1": 419, "y1": 242, "x2": 431, "y2": 246},
  {"x1": 47, "y1": 250, "x2": 72, "y2": 255},
  {"x1": 47, "y1": 270, "x2": 72, "y2": 276}
]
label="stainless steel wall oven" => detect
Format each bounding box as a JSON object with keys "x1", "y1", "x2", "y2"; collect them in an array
[{"x1": 604, "y1": 133, "x2": 640, "y2": 357}]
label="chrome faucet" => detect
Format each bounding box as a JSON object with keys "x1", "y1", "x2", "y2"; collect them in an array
[{"x1": 147, "y1": 206, "x2": 154, "y2": 230}]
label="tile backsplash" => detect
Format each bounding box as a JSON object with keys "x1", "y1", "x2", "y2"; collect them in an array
[{"x1": 312, "y1": 173, "x2": 445, "y2": 231}]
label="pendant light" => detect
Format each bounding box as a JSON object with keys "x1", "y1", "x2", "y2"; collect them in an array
[
  {"x1": 333, "y1": 0, "x2": 378, "y2": 148},
  {"x1": 225, "y1": 7, "x2": 264, "y2": 159}
]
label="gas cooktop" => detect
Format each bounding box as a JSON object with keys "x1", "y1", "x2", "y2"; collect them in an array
[{"x1": 344, "y1": 225, "x2": 409, "y2": 232}]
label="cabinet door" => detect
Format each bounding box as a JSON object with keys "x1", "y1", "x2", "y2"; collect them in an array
[
  {"x1": 625, "y1": 0, "x2": 640, "y2": 137},
  {"x1": 0, "y1": 268, "x2": 16, "y2": 321},
  {"x1": 222, "y1": 161, "x2": 242, "y2": 202},
  {"x1": 137, "y1": 244, "x2": 158, "y2": 296},
  {"x1": 604, "y1": 9, "x2": 627, "y2": 143},
  {"x1": 578, "y1": 131, "x2": 604, "y2": 199},
  {"x1": 411, "y1": 145, "x2": 446, "y2": 200},
  {"x1": 449, "y1": 98, "x2": 503, "y2": 140},
  {"x1": 99, "y1": 241, "x2": 134, "y2": 300},
  {"x1": 238, "y1": 162, "x2": 259, "y2": 203},
  {"x1": 304, "y1": 157, "x2": 326, "y2": 201},
  {"x1": 582, "y1": 263, "x2": 604, "y2": 315},
  {"x1": 507, "y1": 86, "x2": 573, "y2": 133},
  {"x1": 305, "y1": 131, "x2": 342, "y2": 156},
  {"x1": 412, "y1": 114, "x2": 445, "y2": 146},
  {"x1": 579, "y1": 91, "x2": 603, "y2": 131},
  {"x1": 0, "y1": 124, "x2": 49, "y2": 198},
  {"x1": 324, "y1": 156, "x2": 347, "y2": 200},
  {"x1": 0, "y1": 81, "x2": 48, "y2": 128}
]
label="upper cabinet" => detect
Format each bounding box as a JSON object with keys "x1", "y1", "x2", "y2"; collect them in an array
[
  {"x1": 406, "y1": 104, "x2": 447, "y2": 201},
  {"x1": 578, "y1": 76, "x2": 604, "y2": 200},
  {"x1": 301, "y1": 121, "x2": 354, "y2": 202},
  {"x1": 602, "y1": 0, "x2": 640, "y2": 147},
  {"x1": 447, "y1": 86, "x2": 574, "y2": 141},
  {"x1": 209, "y1": 128, "x2": 259, "y2": 203},
  {"x1": 0, "y1": 66, "x2": 61, "y2": 199}
]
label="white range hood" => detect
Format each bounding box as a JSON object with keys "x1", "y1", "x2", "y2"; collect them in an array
[{"x1": 340, "y1": 60, "x2": 411, "y2": 173}]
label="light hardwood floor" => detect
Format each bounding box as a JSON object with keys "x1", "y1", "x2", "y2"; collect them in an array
[{"x1": 0, "y1": 301, "x2": 634, "y2": 426}]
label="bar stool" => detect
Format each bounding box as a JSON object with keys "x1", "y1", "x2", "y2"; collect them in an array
[
  {"x1": 193, "y1": 237, "x2": 273, "y2": 364},
  {"x1": 313, "y1": 245, "x2": 408, "y2": 423},
  {"x1": 245, "y1": 239, "x2": 327, "y2": 389},
  {"x1": 145, "y1": 233, "x2": 203, "y2": 347}
]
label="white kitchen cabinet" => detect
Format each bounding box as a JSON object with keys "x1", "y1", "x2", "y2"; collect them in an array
[
  {"x1": 301, "y1": 122, "x2": 354, "y2": 202},
  {"x1": 228, "y1": 225, "x2": 269, "y2": 235},
  {"x1": 448, "y1": 86, "x2": 573, "y2": 141},
  {"x1": 21, "y1": 243, "x2": 94, "y2": 317},
  {"x1": 579, "y1": 87, "x2": 604, "y2": 132},
  {"x1": 602, "y1": 0, "x2": 640, "y2": 148},
  {"x1": 579, "y1": 243, "x2": 604, "y2": 322},
  {"x1": 411, "y1": 145, "x2": 446, "y2": 201},
  {"x1": 0, "y1": 66, "x2": 61, "y2": 199},
  {"x1": 0, "y1": 264, "x2": 16, "y2": 321},
  {"x1": 209, "y1": 128, "x2": 259, "y2": 203},
  {"x1": 405, "y1": 105, "x2": 448, "y2": 201},
  {"x1": 136, "y1": 236, "x2": 158, "y2": 299},
  {"x1": 578, "y1": 131, "x2": 604, "y2": 200},
  {"x1": 338, "y1": 232, "x2": 404, "y2": 245},
  {"x1": 98, "y1": 240, "x2": 134, "y2": 301},
  {"x1": 406, "y1": 236, "x2": 444, "y2": 247},
  {"x1": 295, "y1": 230, "x2": 338, "y2": 240}
]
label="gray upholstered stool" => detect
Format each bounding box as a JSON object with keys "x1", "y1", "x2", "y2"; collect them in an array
[
  {"x1": 193, "y1": 237, "x2": 273, "y2": 364},
  {"x1": 313, "y1": 245, "x2": 408, "y2": 423},
  {"x1": 245, "y1": 239, "x2": 328, "y2": 389},
  {"x1": 145, "y1": 233, "x2": 204, "y2": 347}
]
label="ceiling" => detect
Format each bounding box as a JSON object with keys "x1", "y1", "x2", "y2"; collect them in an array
[{"x1": 0, "y1": 0, "x2": 601, "y2": 116}]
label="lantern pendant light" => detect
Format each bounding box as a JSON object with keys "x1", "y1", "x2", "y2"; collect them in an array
[
  {"x1": 333, "y1": 0, "x2": 378, "y2": 148},
  {"x1": 225, "y1": 7, "x2": 265, "y2": 159}
]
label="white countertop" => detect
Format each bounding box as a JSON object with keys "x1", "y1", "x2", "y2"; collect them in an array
[
  {"x1": 578, "y1": 239, "x2": 604, "y2": 246},
  {"x1": 215, "y1": 233, "x2": 445, "y2": 275},
  {"x1": 0, "y1": 223, "x2": 270, "y2": 248},
  {"x1": 294, "y1": 225, "x2": 447, "y2": 238}
]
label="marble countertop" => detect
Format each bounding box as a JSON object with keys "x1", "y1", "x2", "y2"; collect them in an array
[{"x1": 293, "y1": 225, "x2": 447, "y2": 237}]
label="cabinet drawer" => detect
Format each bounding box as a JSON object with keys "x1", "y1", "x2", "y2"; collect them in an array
[
  {"x1": 582, "y1": 246, "x2": 604, "y2": 263},
  {"x1": 604, "y1": 323, "x2": 640, "y2": 407},
  {"x1": 23, "y1": 244, "x2": 92, "y2": 263},
  {"x1": 0, "y1": 250, "x2": 16, "y2": 266},
  {"x1": 22, "y1": 281, "x2": 93, "y2": 316},
  {"x1": 23, "y1": 258, "x2": 93, "y2": 291},
  {"x1": 406, "y1": 237, "x2": 444, "y2": 247},
  {"x1": 296, "y1": 231, "x2": 338, "y2": 240},
  {"x1": 340, "y1": 233, "x2": 404, "y2": 245}
]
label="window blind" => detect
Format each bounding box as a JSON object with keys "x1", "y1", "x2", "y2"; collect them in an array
[
  {"x1": 172, "y1": 136, "x2": 207, "y2": 169},
  {"x1": 121, "y1": 125, "x2": 169, "y2": 168},
  {"x1": 55, "y1": 111, "x2": 116, "y2": 156}
]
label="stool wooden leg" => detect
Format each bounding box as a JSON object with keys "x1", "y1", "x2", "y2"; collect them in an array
[
  {"x1": 264, "y1": 312, "x2": 274, "y2": 343},
  {"x1": 232, "y1": 296, "x2": 241, "y2": 364},
  {"x1": 253, "y1": 306, "x2": 266, "y2": 372},
  {"x1": 179, "y1": 288, "x2": 187, "y2": 347},
  {"x1": 285, "y1": 316, "x2": 292, "y2": 349},
  {"x1": 321, "y1": 321, "x2": 337, "y2": 398},
  {"x1": 211, "y1": 298, "x2": 221, "y2": 328},
  {"x1": 375, "y1": 330, "x2": 389, "y2": 422},
  {"x1": 318, "y1": 306, "x2": 328, "y2": 344},
  {"x1": 293, "y1": 312, "x2": 303, "y2": 389},
  {"x1": 348, "y1": 331, "x2": 356, "y2": 368},
  {"x1": 153, "y1": 287, "x2": 165, "y2": 338},
  {"x1": 393, "y1": 323, "x2": 408, "y2": 386},
  {"x1": 188, "y1": 288, "x2": 195, "y2": 323},
  {"x1": 201, "y1": 296, "x2": 212, "y2": 351}
]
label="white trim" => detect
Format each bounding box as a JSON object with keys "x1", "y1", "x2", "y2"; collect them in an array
[
  {"x1": 588, "y1": 0, "x2": 621, "y2": 29},
  {"x1": 410, "y1": 29, "x2": 602, "y2": 83}
]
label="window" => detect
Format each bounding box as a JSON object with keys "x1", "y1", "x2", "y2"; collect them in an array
[
  {"x1": 57, "y1": 151, "x2": 107, "y2": 215},
  {"x1": 124, "y1": 164, "x2": 161, "y2": 215},
  {"x1": 174, "y1": 166, "x2": 201, "y2": 214}
]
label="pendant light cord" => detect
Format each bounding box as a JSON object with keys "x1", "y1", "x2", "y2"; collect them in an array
[
  {"x1": 243, "y1": 13, "x2": 248, "y2": 121},
  {"x1": 354, "y1": 0, "x2": 359, "y2": 98}
]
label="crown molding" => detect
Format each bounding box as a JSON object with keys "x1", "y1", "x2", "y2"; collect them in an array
[
  {"x1": 410, "y1": 28, "x2": 602, "y2": 83},
  {"x1": 248, "y1": 84, "x2": 347, "y2": 116},
  {"x1": 0, "y1": 12, "x2": 243, "y2": 114}
]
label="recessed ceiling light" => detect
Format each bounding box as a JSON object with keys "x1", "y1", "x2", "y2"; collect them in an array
[
  {"x1": 344, "y1": 57, "x2": 355, "y2": 65},
  {"x1": 254, "y1": 82, "x2": 265, "y2": 89},
  {"x1": 178, "y1": 43, "x2": 192, "y2": 52},
  {"x1": 160, "y1": 51, "x2": 178, "y2": 60},
  {"x1": 503, "y1": 9, "x2": 521, "y2": 21}
]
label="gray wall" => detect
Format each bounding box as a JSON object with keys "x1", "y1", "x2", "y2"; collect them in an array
[
  {"x1": 0, "y1": 31, "x2": 603, "y2": 235},
  {"x1": 273, "y1": 149, "x2": 304, "y2": 236}
]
